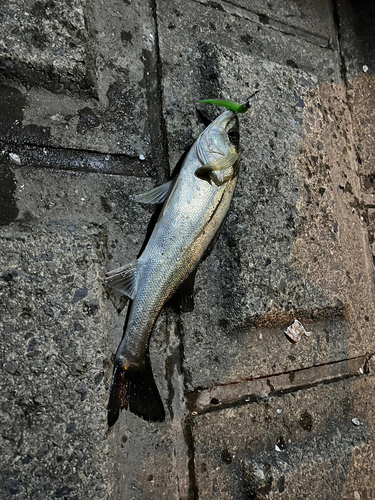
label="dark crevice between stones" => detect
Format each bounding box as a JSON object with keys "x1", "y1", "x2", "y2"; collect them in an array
[
  {"x1": 0, "y1": 142, "x2": 154, "y2": 177},
  {"x1": 0, "y1": 162, "x2": 19, "y2": 225},
  {"x1": 189, "y1": 353, "x2": 372, "y2": 417},
  {"x1": 81, "y1": 2, "x2": 100, "y2": 101},
  {"x1": 164, "y1": 317, "x2": 176, "y2": 422},
  {"x1": 191, "y1": 373, "x2": 360, "y2": 418},
  {"x1": 169, "y1": 313, "x2": 198, "y2": 500},
  {"x1": 332, "y1": 0, "x2": 348, "y2": 85},
  {"x1": 182, "y1": 415, "x2": 199, "y2": 500},
  {"x1": 145, "y1": 0, "x2": 170, "y2": 180}
]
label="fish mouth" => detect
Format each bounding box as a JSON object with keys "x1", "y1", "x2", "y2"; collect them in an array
[
  {"x1": 214, "y1": 110, "x2": 239, "y2": 140},
  {"x1": 212, "y1": 109, "x2": 237, "y2": 128},
  {"x1": 204, "y1": 110, "x2": 239, "y2": 142},
  {"x1": 226, "y1": 113, "x2": 239, "y2": 134}
]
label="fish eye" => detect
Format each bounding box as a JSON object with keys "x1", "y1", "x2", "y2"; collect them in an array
[{"x1": 228, "y1": 129, "x2": 239, "y2": 144}]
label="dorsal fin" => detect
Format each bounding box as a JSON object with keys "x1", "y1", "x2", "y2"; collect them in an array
[{"x1": 104, "y1": 259, "x2": 139, "y2": 299}]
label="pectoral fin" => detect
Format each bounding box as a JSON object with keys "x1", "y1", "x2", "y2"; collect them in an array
[
  {"x1": 104, "y1": 259, "x2": 139, "y2": 299},
  {"x1": 195, "y1": 153, "x2": 238, "y2": 186},
  {"x1": 134, "y1": 179, "x2": 174, "y2": 204}
]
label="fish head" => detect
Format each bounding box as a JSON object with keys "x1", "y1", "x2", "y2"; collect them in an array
[{"x1": 195, "y1": 110, "x2": 240, "y2": 186}]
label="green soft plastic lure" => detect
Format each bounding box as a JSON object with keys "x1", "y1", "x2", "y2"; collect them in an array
[{"x1": 200, "y1": 99, "x2": 250, "y2": 113}]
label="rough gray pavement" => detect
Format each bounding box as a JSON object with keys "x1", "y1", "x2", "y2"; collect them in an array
[{"x1": 0, "y1": 0, "x2": 374, "y2": 499}]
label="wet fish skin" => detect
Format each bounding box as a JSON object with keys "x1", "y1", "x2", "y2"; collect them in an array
[{"x1": 105, "y1": 109, "x2": 241, "y2": 425}]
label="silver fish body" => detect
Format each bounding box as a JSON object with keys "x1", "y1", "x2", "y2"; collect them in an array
[{"x1": 105, "y1": 110, "x2": 240, "y2": 425}]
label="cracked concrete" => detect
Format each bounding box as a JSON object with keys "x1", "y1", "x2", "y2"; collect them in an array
[{"x1": 0, "y1": 0, "x2": 374, "y2": 499}]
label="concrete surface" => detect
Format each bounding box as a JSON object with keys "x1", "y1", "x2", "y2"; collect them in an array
[{"x1": 0, "y1": 0, "x2": 374, "y2": 499}]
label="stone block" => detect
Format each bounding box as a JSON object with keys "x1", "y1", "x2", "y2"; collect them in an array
[
  {"x1": 0, "y1": 0, "x2": 166, "y2": 170},
  {"x1": 192, "y1": 376, "x2": 374, "y2": 499},
  {"x1": 157, "y1": 0, "x2": 339, "y2": 167},
  {"x1": 199, "y1": 0, "x2": 335, "y2": 44},
  {"x1": 0, "y1": 218, "x2": 110, "y2": 499},
  {"x1": 0, "y1": 0, "x2": 91, "y2": 92},
  {"x1": 0, "y1": 165, "x2": 181, "y2": 498},
  {"x1": 156, "y1": 0, "x2": 375, "y2": 392}
]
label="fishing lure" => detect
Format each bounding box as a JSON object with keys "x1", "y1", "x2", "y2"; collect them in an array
[{"x1": 200, "y1": 98, "x2": 250, "y2": 113}]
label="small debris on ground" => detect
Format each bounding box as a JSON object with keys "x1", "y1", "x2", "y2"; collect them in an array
[
  {"x1": 285, "y1": 319, "x2": 312, "y2": 343},
  {"x1": 9, "y1": 153, "x2": 21, "y2": 165},
  {"x1": 352, "y1": 417, "x2": 361, "y2": 426}
]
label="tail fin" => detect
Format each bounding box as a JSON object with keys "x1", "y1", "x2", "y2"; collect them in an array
[{"x1": 107, "y1": 355, "x2": 165, "y2": 427}]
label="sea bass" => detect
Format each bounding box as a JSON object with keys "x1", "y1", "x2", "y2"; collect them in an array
[{"x1": 105, "y1": 109, "x2": 241, "y2": 426}]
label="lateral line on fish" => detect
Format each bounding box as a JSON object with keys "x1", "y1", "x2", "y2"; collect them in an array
[{"x1": 199, "y1": 188, "x2": 227, "y2": 235}]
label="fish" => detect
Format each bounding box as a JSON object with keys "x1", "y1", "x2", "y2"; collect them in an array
[{"x1": 105, "y1": 109, "x2": 241, "y2": 426}]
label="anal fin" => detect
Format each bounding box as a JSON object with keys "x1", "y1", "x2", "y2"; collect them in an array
[
  {"x1": 104, "y1": 259, "x2": 139, "y2": 299},
  {"x1": 166, "y1": 269, "x2": 197, "y2": 313}
]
